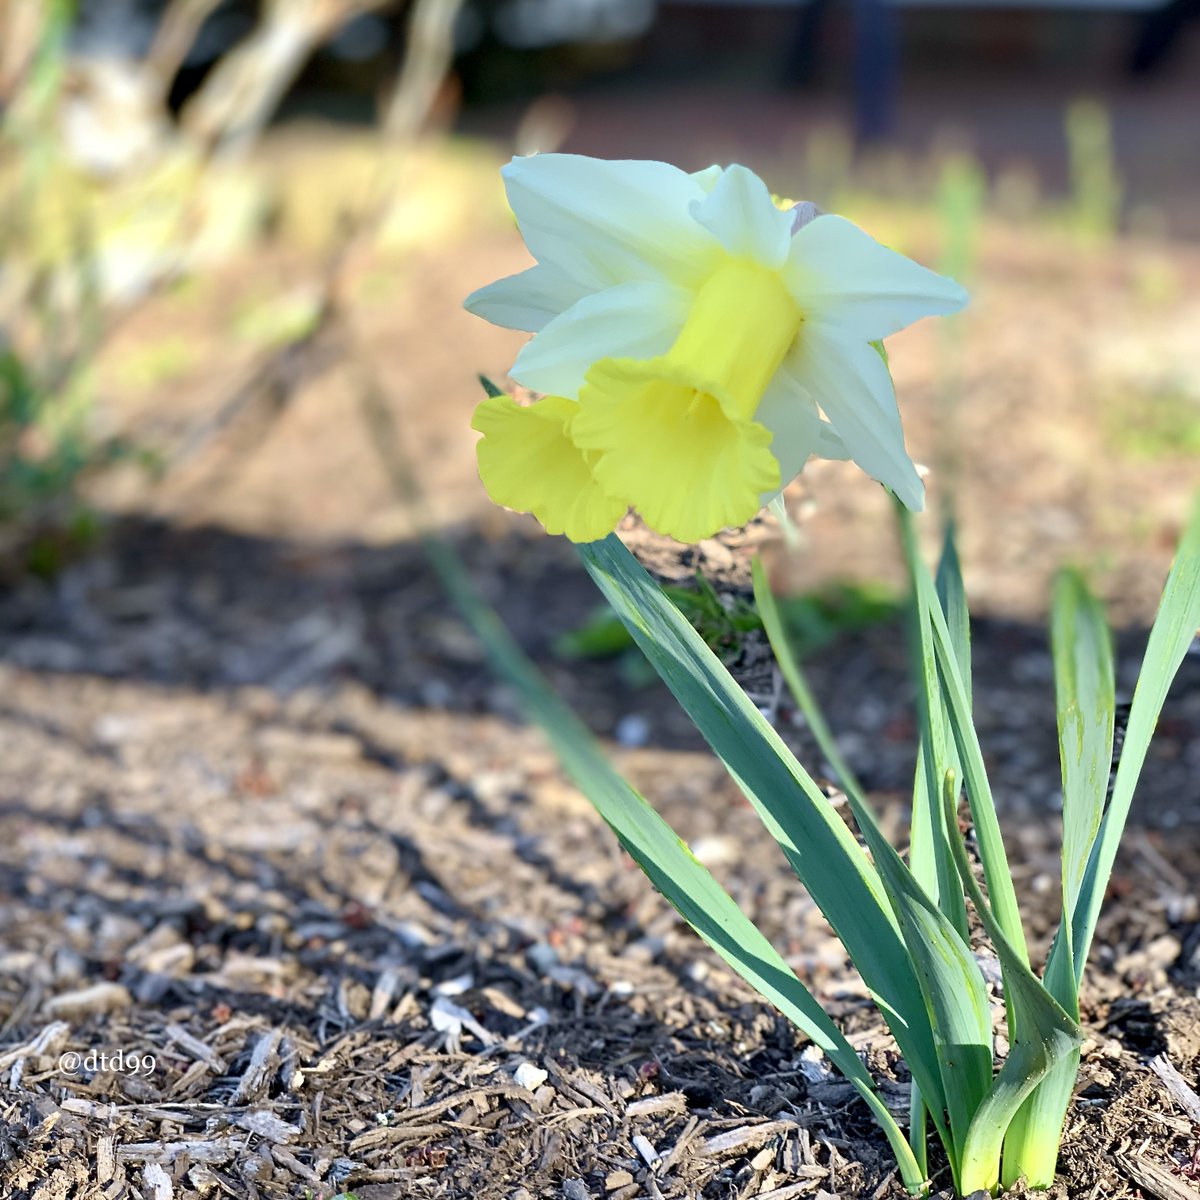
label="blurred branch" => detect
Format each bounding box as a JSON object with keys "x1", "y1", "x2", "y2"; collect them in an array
[
  {"x1": 160, "y1": 0, "x2": 467, "y2": 484},
  {"x1": 0, "y1": 0, "x2": 69, "y2": 131},
  {"x1": 0, "y1": 0, "x2": 46, "y2": 111},
  {"x1": 181, "y1": 0, "x2": 394, "y2": 159},
  {"x1": 384, "y1": 0, "x2": 464, "y2": 141},
  {"x1": 144, "y1": 0, "x2": 225, "y2": 107}
]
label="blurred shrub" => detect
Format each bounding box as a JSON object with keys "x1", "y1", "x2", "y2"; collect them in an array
[
  {"x1": 0, "y1": 0, "x2": 468, "y2": 574},
  {"x1": 0, "y1": 2, "x2": 116, "y2": 573},
  {"x1": 0, "y1": 340, "x2": 139, "y2": 576}
]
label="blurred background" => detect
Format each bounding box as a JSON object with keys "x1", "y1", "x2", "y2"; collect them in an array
[
  {"x1": 0, "y1": 0, "x2": 1197, "y2": 860},
  {"x1": 1, "y1": 4, "x2": 1199, "y2": 1193},
  {"x1": 1, "y1": 0, "x2": 1198, "y2": 855},
  {"x1": 2, "y1": 0, "x2": 1198, "y2": 617}
]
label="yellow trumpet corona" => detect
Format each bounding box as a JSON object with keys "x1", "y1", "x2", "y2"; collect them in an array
[{"x1": 573, "y1": 258, "x2": 801, "y2": 542}]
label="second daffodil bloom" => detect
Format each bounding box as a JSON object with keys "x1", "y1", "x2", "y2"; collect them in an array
[{"x1": 466, "y1": 154, "x2": 967, "y2": 543}]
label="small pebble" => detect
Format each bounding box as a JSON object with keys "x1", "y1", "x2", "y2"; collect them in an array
[
  {"x1": 632, "y1": 1134, "x2": 659, "y2": 1165},
  {"x1": 527, "y1": 942, "x2": 560, "y2": 973},
  {"x1": 514, "y1": 1062, "x2": 548, "y2": 1090},
  {"x1": 615, "y1": 714, "x2": 649, "y2": 748},
  {"x1": 433, "y1": 973, "x2": 473, "y2": 996}
]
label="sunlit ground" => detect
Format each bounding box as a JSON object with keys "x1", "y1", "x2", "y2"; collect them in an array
[{"x1": 72, "y1": 97, "x2": 1199, "y2": 629}]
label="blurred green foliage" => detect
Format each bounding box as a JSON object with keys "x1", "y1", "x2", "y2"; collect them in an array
[
  {"x1": 0, "y1": 0, "x2": 139, "y2": 575},
  {"x1": 557, "y1": 576, "x2": 901, "y2": 683},
  {"x1": 0, "y1": 344, "x2": 135, "y2": 575},
  {"x1": 1105, "y1": 388, "x2": 1200, "y2": 460},
  {"x1": 1065, "y1": 99, "x2": 1122, "y2": 245},
  {"x1": 937, "y1": 154, "x2": 985, "y2": 285},
  {"x1": 233, "y1": 291, "x2": 323, "y2": 348},
  {"x1": 113, "y1": 335, "x2": 198, "y2": 391}
]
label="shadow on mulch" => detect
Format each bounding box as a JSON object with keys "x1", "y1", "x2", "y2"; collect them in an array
[
  {"x1": 0, "y1": 516, "x2": 698, "y2": 742},
  {"x1": 1, "y1": 512, "x2": 1196, "y2": 824},
  {"x1": 0, "y1": 513, "x2": 1198, "y2": 1198}
]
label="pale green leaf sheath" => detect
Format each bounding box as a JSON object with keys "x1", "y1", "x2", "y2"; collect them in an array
[{"x1": 1002, "y1": 570, "x2": 1114, "y2": 1187}]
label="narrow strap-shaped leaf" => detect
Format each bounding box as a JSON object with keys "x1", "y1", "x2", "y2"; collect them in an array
[
  {"x1": 935, "y1": 520, "x2": 973, "y2": 708},
  {"x1": 432, "y1": 536, "x2": 926, "y2": 1192},
  {"x1": 866, "y1": 834, "x2": 992, "y2": 1181},
  {"x1": 1051, "y1": 569, "x2": 1116, "y2": 977},
  {"x1": 917, "y1": 555, "x2": 1031, "y2": 967},
  {"x1": 833, "y1": 753, "x2": 991, "y2": 1178},
  {"x1": 908, "y1": 745, "x2": 939, "y2": 901},
  {"x1": 1000, "y1": 574, "x2": 1114, "y2": 1194},
  {"x1": 900, "y1": 513, "x2": 970, "y2": 939},
  {"x1": 753, "y1": 552, "x2": 995, "y2": 1176},
  {"x1": 1064, "y1": 496, "x2": 1200, "y2": 981},
  {"x1": 940, "y1": 774, "x2": 1084, "y2": 1195},
  {"x1": 909, "y1": 1082, "x2": 929, "y2": 1179},
  {"x1": 581, "y1": 536, "x2": 951, "y2": 1155},
  {"x1": 751, "y1": 557, "x2": 872, "y2": 817}
]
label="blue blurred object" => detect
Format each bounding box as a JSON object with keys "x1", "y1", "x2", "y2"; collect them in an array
[
  {"x1": 853, "y1": 0, "x2": 898, "y2": 141},
  {"x1": 493, "y1": 0, "x2": 658, "y2": 47}
]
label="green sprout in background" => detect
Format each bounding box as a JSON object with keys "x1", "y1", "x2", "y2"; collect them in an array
[{"x1": 1065, "y1": 99, "x2": 1122, "y2": 246}]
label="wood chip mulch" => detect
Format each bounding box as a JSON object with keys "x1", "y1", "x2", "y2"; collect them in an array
[{"x1": 0, "y1": 523, "x2": 1197, "y2": 1200}]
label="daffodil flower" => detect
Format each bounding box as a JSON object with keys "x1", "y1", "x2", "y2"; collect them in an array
[
  {"x1": 467, "y1": 154, "x2": 967, "y2": 543},
  {"x1": 471, "y1": 393, "x2": 627, "y2": 542}
]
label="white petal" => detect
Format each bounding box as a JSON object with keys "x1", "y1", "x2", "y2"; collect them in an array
[
  {"x1": 753, "y1": 369, "x2": 848, "y2": 504},
  {"x1": 815, "y1": 420, "x2": 851, "y2": 461},
  {"x1": 789, "y1": 329, "x2": 925, "y2": 510},
  {"x1": 753, "y1": 368, "x2": 823, "y2": 498},
  {"x1": 690, "y1": 164, "x2": 723, "y2": 192},
  {"x1": 785, "y1": 215, "x2": 968, "y2": 341},
  {"x1": 503, "y1": 154, "x2": 717, "y2": 291},
  {"x1": 510, "y1": 279, "x2": 691, "y2": 398},
  {"x1": 464, "y1": 263, "x2": 590, "y2": 333},
  {"x1": 688, "y1": 164, "x2": 794, "y2": 270}
]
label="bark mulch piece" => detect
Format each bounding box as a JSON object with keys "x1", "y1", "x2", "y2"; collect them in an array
[{"x1": 0, "y1": 629, "x2": 1198, "y2": 1198}]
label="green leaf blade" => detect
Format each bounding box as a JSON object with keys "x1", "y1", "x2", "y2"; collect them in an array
[
  {"x1": 1051, "y1": 569, "x2": 1116, "y2": 968},
  {"x1": 935, "y1": 520, "x2": 973, "y2": 708},
  {"x1": 432, "y1": 534, "x2": 927, "y2": 1192},
  {"x1": 901, "y1": 513, "x2": 971, "y2": 939},
  {"x1": 581, "y1": 536, "x2": 952, "y2": 1154},
  {"x1": 1067, "y1": 497, "x2": 1200, "y2": 979},
  {"x1": 754, "y1": 549, "x2": 995, "y2": 1184},
  {"x1": 920, "y1": 558, "x2": 1030, "y2": 968}
]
